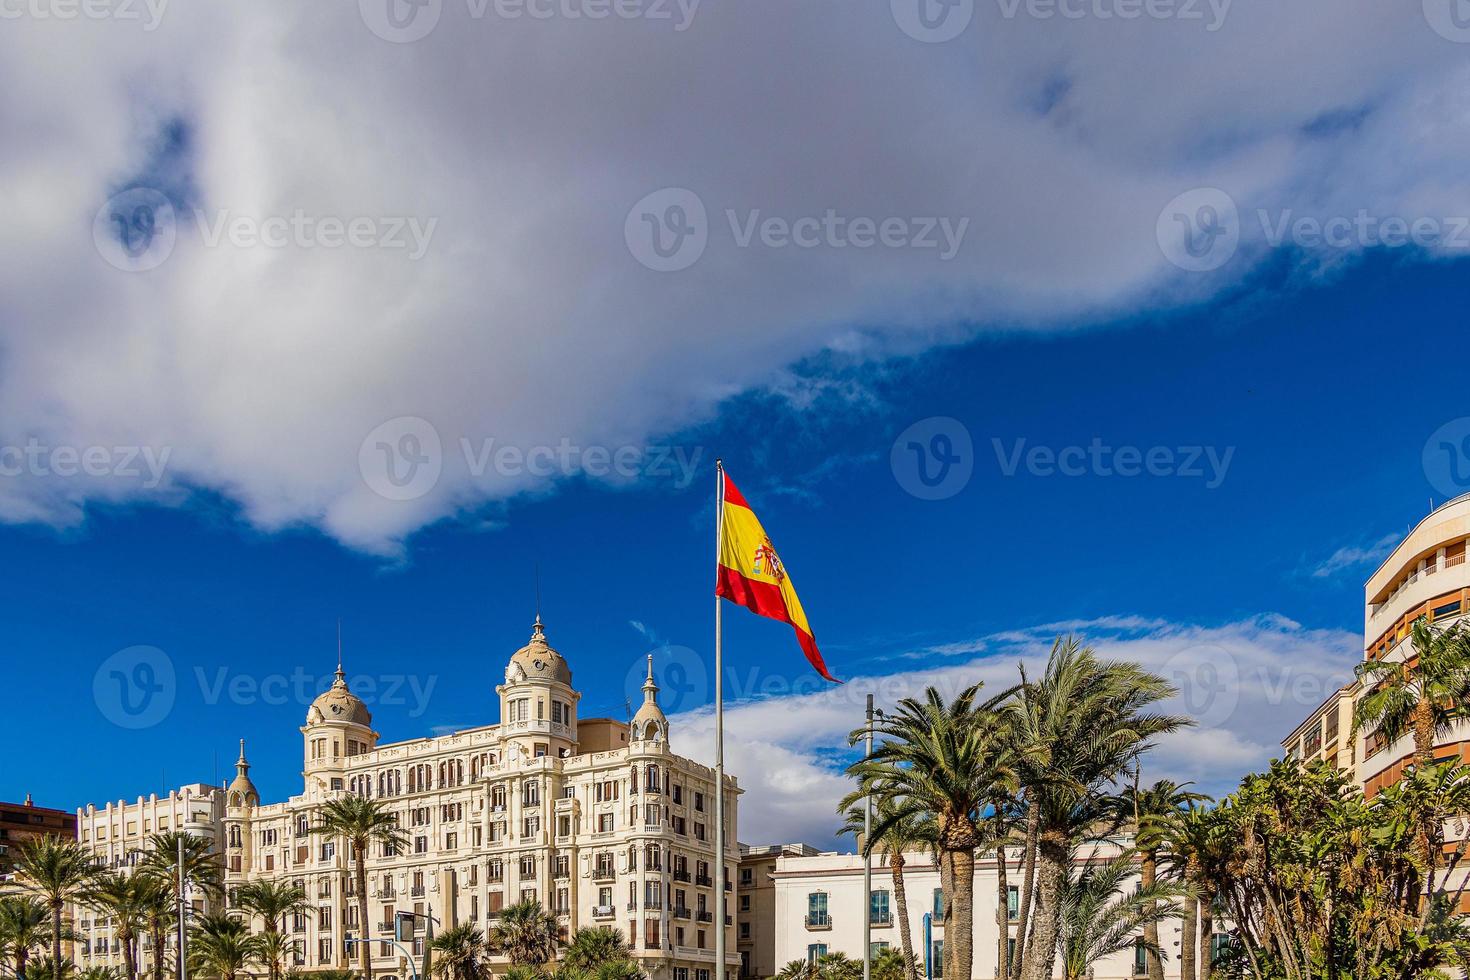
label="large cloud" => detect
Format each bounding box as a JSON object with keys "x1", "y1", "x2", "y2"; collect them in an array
[
  {"x1": 670, "y1": 615, "x2": 1358, "y2": 848},
  {"x1": 1, "y1": 1, "x2": 1467, "y2": 550}
]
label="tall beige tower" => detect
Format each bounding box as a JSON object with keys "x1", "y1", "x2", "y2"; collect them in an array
[
  {"x1": 301, "y1": 662, "x2": 378, "y2": 794},
  {"x1": 495, "y1": 617, "x2": 580, "y2": 760}
]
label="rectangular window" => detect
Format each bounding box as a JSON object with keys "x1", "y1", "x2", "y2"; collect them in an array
[
  {"x1": 806, "y1": 945, "x2": 827, "y2": 964},
  {"x1": 1134, "y1": 939, "x2": 1148, "y2": 976},
  {"x1": 930, "y1": 940, "x2": 943, "y2": 978},
  {"x1": 1007, "y1": 885, "x2": 1019, "y2": 922},
  {"x1": 870, "y1": 890, "x2": 890, "y2": 925},
  {"x1": 806, "y1": 892, "x2": 829, "y2": 927}
]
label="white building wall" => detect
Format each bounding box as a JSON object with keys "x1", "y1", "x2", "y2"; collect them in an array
[{"x1": 773, "y1": 845, "x2": 1198, "y2": 980}]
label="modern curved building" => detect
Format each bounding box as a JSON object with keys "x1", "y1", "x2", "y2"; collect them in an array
[{"x1": 1283, "y1": 493, "x2": 1470, "y2": 796}]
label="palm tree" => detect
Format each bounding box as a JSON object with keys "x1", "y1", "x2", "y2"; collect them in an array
[
  {"x1": 11, "y1": 835, "x2": 99, "y2": 970},
  {"x1": 137, "y1": 875, "x2": 176, "y2": 980},
  {"x1": 1355, "y1": 617, "x2": 1470, "y2": 875},
  {"x1": 81, "y1": 872, "x2": 158, "y2": 980},
  {"x1": 1054, "y1": 851, "x2": 1179, "y2": 980},
  {"x1": 870, "y1": 947, "x2": 910, "y2": 980},
  {"x1": 429, "y1": 923, "x2": 488, "y2": 980},
  {"x1": 187, "y1": 914, "x2": 260, "y2": 980},
  {"x1": 254, "y1": 931, "x2": 301, "y2": 980},
  {"x1": 848, "y1": 684, "x2": 1019, "y2": 980},
  {"x1": 232, "y1": 880, "x2": 307, "y2": 937},
  {"x1": 1160, "y1": 805, "x2": 1227, "y2": 980},
  {"x1": 837, "y1": 792, "x2": 933, "y2": 980},
  {"x1": 76, "y1": 967, "x2": 122, "y2": 980},
  {"x1": 1007, "y1": 638, "x2": 1190, "y2": 980},
  {"x1": 775, "y1": 960, "x2": 813, "y2": 980},
  {"x1": 311, "y1": 797, "x2": 408, "y2": 980},
  {"x1": 812, "y1": 952, "x2": 860, "y2": 980},
  {"x1": 1107, "y1": 779, "x2": 1208, "y2": 980},
  {"x1": 26, "y1": 955, "x2": 77, "y2": 980},
  {"x1": 136, "y1": 831, "x2": 223, "y2": 980},
  {"x1": 0, "y1": 894, "x2": 53, "y2": 979},
  {"x1": 487, "y1": 900, "x2": 558, "y2": 967},
  {"x1": 561, "y1": 928, "x2": 630, "y2": 972}
]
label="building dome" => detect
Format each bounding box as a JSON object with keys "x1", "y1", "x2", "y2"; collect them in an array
[
  {"x1": 505, "y1": 617, "x2": 573, "y2": 688},
  {"x1": 307, "y1": 665, "x2": 373, "y2": 728}
]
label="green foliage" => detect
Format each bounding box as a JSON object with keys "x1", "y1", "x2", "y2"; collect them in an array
[
  {"x1": 487, "y1": 900, "x2": 559, "y2": 966},
  {"x1": 429, "y1": 922, "x2": 488, "y2": 980}
]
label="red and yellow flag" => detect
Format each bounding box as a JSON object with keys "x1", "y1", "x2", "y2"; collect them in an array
[{"x1": 715, "y1": 470, "x2": 839, "y2": 683}]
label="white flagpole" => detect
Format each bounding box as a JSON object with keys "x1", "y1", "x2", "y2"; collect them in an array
[{"x1": 713, "y1": 458, "x2": 727, "y2": 980}]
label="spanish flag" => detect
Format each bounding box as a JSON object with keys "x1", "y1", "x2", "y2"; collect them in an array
[{"x1": 715, "y1": 469, "x2": 839, "y2": 683}]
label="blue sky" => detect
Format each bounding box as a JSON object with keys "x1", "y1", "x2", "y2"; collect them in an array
[
  {"x1": 7, "y1": 250, "x2": 1464, "y2": 845},
  {"x1": 7, "y1": 0, "x2": 1470, "y2": 847}
]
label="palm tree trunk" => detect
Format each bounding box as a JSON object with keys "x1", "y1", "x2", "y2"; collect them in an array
[
  {"x1": 1197, "y1": 889, "x2": 1213, "y2": 980},
  {"x1": 890, "y1": 854, "x2": 917, "y2": 980},
  {"x1": 1019, "y1": 830, "x2": 1066, "y2": 980},
  {"x1": 357, "y1": 848, "x2": 372, "y2": 980},
  {"x1": 940, "y1": 847, "x2": 975, "y2": 980},
  {"x1": 995, "y1": 844, "x2": 1008, "y2": 980},
  {"x1": 121, "y1": 928, "x2": 139, "y2": 980},
  {"x1": 1141, "y1": 852, "x2": 1163, "y2": 980},
  {"x1": 1012, "y1": 809, "x2": 1038, "y2": 980},
  {"x1": 1178, "y1": 895, "x2": 1196, "y2": 980},
  {"x1": 51, "y1": 898, "x2": 64, "y2": 971},
  {"x1": 150, "y1": 922, "x2": 166, "y2": 980}
]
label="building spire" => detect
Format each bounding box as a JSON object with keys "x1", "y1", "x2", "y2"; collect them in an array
[
  {"x1": 335, "y1": 618, "x2": 346, "y2": 684},
  {"x1": 643, "y1": 654, "x2": 659, "y2": 700}
]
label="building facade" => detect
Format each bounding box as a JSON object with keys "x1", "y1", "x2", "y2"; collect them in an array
[
  {"x1": 0, "y1": 796, "x2": 78, "y2": 880},
  {"x1": 736, "y1": 844, "x2": 819, "y2": 980},
  {"x1": 1281, "y1": 493, "x2": 1470, "y2": 795},
  {"x1": 766, "y1": 845, "x2": 1213, "y2": 980},
  {"x1": 75, "y1": 621, "x2": 741, "y2": 980}
]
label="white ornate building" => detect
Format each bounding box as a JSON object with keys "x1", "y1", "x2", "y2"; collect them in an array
[{"x1": 76, "y1": 620, "x2": 742, "y2": 980}]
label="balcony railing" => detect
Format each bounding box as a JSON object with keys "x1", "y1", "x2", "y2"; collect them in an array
[
  {"x1": 805, "y1": 914, "x2": 831, "y2": 930},
  {"x1": 673, "y1": 870, "x2": 691, "y2": 883},
  {"x1": 673, "y1": 907, "x2": 692, "y2": 919},
  {"x1": 695, "y1": 875, "x2": 713, "y2": 887},
  {"x1": 870, "y1": 914, "x2": 892, "y2": 927},
  {"x1": 695, "y1": 911, "x2": 713, "y2": 923},
  {"x1": 593, "y1": 905, "x2": 616, "y2": 918},
  {"x1": 593, "y1": 867, "x2": 616, "y2": 882}
]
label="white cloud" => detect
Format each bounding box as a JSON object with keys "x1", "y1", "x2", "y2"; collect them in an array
[
  {"x1": 668, "y1": 615, "x2": 1358, "y2": 848},
  {"x1": 1310, "y1": 533, "x2": 1399, "y2": 579},
  {"x1": 0, "y1": 3, "x2": 1468, "y2": 550}
]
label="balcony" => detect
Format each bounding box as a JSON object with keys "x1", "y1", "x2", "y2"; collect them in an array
[
  {"x1": 805, "y1": 914, "x2": 831, "y2": 931},
  {"x1": 695, "y1": 876, "x2": 713, "y2": 887},
  {"x1": 673, "y1": 907, "x2": 692, "y2": 920},
  {"x1": 377, "y1": 922, "x2": 396, "y2": 935},
  {"x1": 673, "y1": 870, "x2": 691, "y2": 883},
  {"x1": 870, "y1": 914, "x2": 892, "y2": 927},
  {"x1": 695, "y1": 911, "x2": 713, "y2": 923},
  {"x1": 593, "y1": 905, "x2": 616, "y2": 919},
  {"x1": 593, "y1": 867, "x2": 616, "y2": 882}
]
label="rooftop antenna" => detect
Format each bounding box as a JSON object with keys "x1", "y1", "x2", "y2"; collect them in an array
[
  {"x1": 337, "y1": 617, "x2": 343, "y2": 675},
  {"x1": 534, "y1": 562, "x2": 542, "y2": 624}
]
